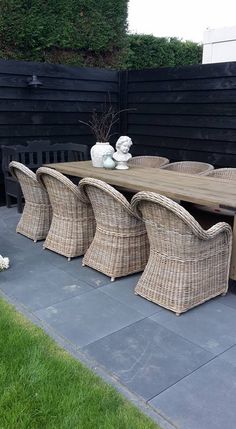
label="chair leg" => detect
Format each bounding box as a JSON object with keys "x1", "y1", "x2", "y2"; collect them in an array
[
  {"x1": 111, "y1": 277, "x2": 115, "y2": 282},
  {"x1": 6, "y1": 194, "x2": 11, "y2": 208},
  {"x1": 17, "y1": 196, "x2": 23, "y2": 214}
]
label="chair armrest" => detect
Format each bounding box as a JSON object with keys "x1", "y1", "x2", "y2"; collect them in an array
[{"x1": 131, "y1": 191, "x2": 233, "y2": 241}]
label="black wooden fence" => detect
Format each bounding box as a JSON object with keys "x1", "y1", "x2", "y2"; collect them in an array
[
  {"x1": 122, "y1": 62, "x2": 236, "y2": 167},
  {"x1": 1, "y1": 59, "x2": 236, "y2": 203},
  {"x1": 0, "y1": 59, "x2": 119, "y2": 201},
  {"x1": 0, "y1": 59, "x2": 119, "y2": 146}
]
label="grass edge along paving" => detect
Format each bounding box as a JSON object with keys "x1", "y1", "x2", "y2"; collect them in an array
[{"x1": 0, "y1": 297, "x2": 159, "y2": 429}]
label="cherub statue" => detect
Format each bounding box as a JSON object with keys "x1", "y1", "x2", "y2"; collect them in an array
[{"x1": 113, "y1": 136, "x2": 133, "y2": 170}]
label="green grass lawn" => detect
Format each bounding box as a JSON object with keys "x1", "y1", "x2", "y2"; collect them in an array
[{"x1": 0, "y1": 298, "x2": 159, "y2": 429}]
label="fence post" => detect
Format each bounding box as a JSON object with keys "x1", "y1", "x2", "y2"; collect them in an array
[{"x1": 119, "y1": 70, "x2": 128, "y2": 135}]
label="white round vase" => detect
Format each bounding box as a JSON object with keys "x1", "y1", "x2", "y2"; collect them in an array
[{"x1": 90, "y1": 142, "x2": 115, "y2": 168}]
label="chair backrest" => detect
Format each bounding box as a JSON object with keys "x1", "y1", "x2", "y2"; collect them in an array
[
  {"x1": 128, "y1": 156, "x2": 169, "y2": 168},
  {"x1": 2, "y1": 141, "x2": 89, "y2": 176},
  {"x1": 161, "y1": 161, "x2": 214, "y2": 175},
  {"x1": 9, "y1": 161, "x2": 50, "y2": 205},
  {"x1": 36, "y1": 167, "x2": 88, "y2": 217},
  {"x1": 131, "y1": 191, "x2": 214, "y2": 259},
  {"x1": 206, "y1": 168, "x2": 236, "y2": 181},
  {"x1": 79, "y1": 178, "x2": 140, "y2": 230}
]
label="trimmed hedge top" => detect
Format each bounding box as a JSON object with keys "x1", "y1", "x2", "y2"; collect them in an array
[
  {"x1": 0, "y1": 0, "x2": 128, "y2": 64},
  {"x1": 124, "y1": 35, "x2": 202, "y2": 69}
]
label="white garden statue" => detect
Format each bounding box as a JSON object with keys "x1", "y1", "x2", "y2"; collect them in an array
[{"x1": 113, "y1": 136, "x2": 133, "y2": 170}]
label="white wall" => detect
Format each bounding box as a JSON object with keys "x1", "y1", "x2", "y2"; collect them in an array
[{"x1": 202, "y1": 26, "x2": 236, "y2": 63}]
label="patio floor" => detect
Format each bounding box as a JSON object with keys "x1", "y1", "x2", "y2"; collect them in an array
[{"x1": 1, "y1": 205, "x2": 236, "y2": 429}]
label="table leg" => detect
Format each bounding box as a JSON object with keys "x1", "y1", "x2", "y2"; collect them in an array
[{"x1": 230, "y1": 214, "x2": 236, "y2": 280}]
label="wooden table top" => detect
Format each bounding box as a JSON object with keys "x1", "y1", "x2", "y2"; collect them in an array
[{"x1": 45, "y1": 161, "x2": 236, "y2": 211}]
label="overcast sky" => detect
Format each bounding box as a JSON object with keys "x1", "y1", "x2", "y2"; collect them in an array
[{"x1": 128, "y1": 0, "x2": 236, "y2": 43}]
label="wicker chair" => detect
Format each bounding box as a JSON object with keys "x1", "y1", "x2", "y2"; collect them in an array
[
  {"x1": 206, "y1": 168, "x2": 236, "y2": 180},
  {"x1": 161, "y1": 161, "x2": 214, "y2": 175},
  {"x1": 194, "y1": 168, "x2": 236, "y2": 216},
  {"x1": 9, "y1": 161, "x2": 52, "y2": 242},
  {"x1": 36, "y1": 167, "x2": 95, "y2": 260},
  {"x1": 128, "y1": 156, "x2": 169, "y2": 168},
  {"x1": 131, "y1": 191, "x2": 232, "y2": 315},
  {"x1": 79, "y1": 178, "x2": 149, "y2": 281}
]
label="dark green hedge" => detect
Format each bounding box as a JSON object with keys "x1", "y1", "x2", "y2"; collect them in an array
[
  {"x1": 0, "y1": 0, "x2": 128, "y2": 67},
  {"x1": 0, "y1": 1, "x2": 202, "y2": 69},
  {"x1": 123, "y1": 34, "x2": 202, "y2": 69}
]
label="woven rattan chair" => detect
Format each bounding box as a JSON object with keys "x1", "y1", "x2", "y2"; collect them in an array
[
  {"x1": 161, "y1": 161, "x2": 214, "y2": 175},
  {"x1": 36, "y1": 167, "x2": 95, "y2": 260},
  {"x1": 194, "y1": 168, "x2": 236, "y2": 216},
  {"x1": 206, "y1": 168, "x2": 236, "y2": 180},
  {"x1": 9, "y1": 161, "x2": 52, "y2": 242},
  {"x1": 131, "y1": 191, "x2": 232, "y2": 315},
  {"x1": 79, "y1": 178, "x2": 149, "y2": 281},
  {"x1": 128, "y1": 156, "x2": 169, "y2": 168}
]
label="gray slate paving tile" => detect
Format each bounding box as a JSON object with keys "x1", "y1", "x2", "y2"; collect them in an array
[
  {"x1": 83, "y1": 318, "x2": 213, "y2": 401},
  {"x1": 150, "y1": 357, "x2": 236, "y2": 429},
  {"x1": 219, "y1": 292, "x2": 236, "y2": 310},
  {"x1": 45, "y1": 252, "x2": 112, "y2": 288},
  {"x1": 35, "y1": 289, "x2": 144, "y2": 347},
  {"x1": 151, "y1": 299, "x2": 236, "y2": 354},
  {"x1": 77, "y1": 265, "x2": 122, "y2": 288},
  {"x1": 0, "y1": 266, "x2": 93, "y2": 310},
  {"x1": 0, "y1": 249, "x2": 59, "y2": 282},
  {"x1": 101, "y1": 275, "x2": 161, "y2": 316},
  {"x1": 38, "y1": 251, "x2": 110, "y2": 289},
  {"x1": 220, "y1": 345, "x2": 236, "y2": 366}
]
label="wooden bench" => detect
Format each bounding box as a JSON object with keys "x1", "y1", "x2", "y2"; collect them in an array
[{"x1": 1, "y1": 140, "x2": 89, "y2": 213}]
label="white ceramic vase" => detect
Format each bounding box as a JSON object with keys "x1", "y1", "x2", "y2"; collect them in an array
[{"x1": 90, "y1": 142, "x2": 115, "y2": 168}]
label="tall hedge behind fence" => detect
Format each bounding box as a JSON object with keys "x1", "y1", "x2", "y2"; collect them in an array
[
  {"x1": 124, "y1": 35, "x2": 202, "y2": 70},
  {"x1": 0, "y1": 0, "x2": 128, "y2": 68},
  {"x1": 122, "y1": 62, "x2": 236, "y2": 167}
]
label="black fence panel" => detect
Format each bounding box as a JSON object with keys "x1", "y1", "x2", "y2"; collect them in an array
[
  {"x1": 123, "y1": 62, "x2": 236, "y2": 167},
  {"x1": 0, "y1": 59, "x2": 119, "y2": 202},
  {"x1": 2, "y1": 59, "x2": 236, "y2": 205}
]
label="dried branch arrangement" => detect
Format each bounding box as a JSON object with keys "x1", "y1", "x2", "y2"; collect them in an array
[{"x1": 79, "y1": 99, "x2": 134, "y2": 142}]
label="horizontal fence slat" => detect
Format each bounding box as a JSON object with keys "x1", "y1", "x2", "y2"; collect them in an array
[
  {"x1": 0, "y1": 111, "x2": 92, "y2": 125},
  {"x1": 131, "y1": 143, "x2": 236, "y2": 167},
  {"x1": 128, "y1": 113, "x2": 236, "y2": 129},
  {"x1": 0, "y1": 135, "x2": 95, "y2": 146},
  {"x1": 0, "y1": 75, "x2": 118, "y2": 92},
  {"x1": 128, "y1": 62, "x2": 236, "y2": 81},
  {"x1": 128, "y1": 90, "x2": 236, "y2": 104},
  {"x1": 129, "y1": 135, "x2": 236, "y2": 154},
  {"x1": 0, "y1": 124, "x2": 102, "y2": 138},
  {"x1": 128, "y1": 103, "x2": 236, "y2": 116},
  {"x1": 0, "y1": 100, "x2": 119, "y2": 112},
  {"x1": 128, "y1": 76, "x2": 236, "y2": 92},
  {"x1": 0, "y1": 59, "x2": 118, "y2": 81},
  {"x1": 0, "y1": 88, "x2": 118, "y2": 102},
  {"x1": 128, "y1": 124, "x2": 236, "y2": 143}
]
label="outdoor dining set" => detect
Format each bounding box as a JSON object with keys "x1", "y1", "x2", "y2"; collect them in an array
[{"x1": 7, "y1": 155, "x2": 236, "y2": 316}]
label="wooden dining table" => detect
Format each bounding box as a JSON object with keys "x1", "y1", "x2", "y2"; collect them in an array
[{"x1": 45, "y1": 160, "x2": 236, "y2": 280}]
